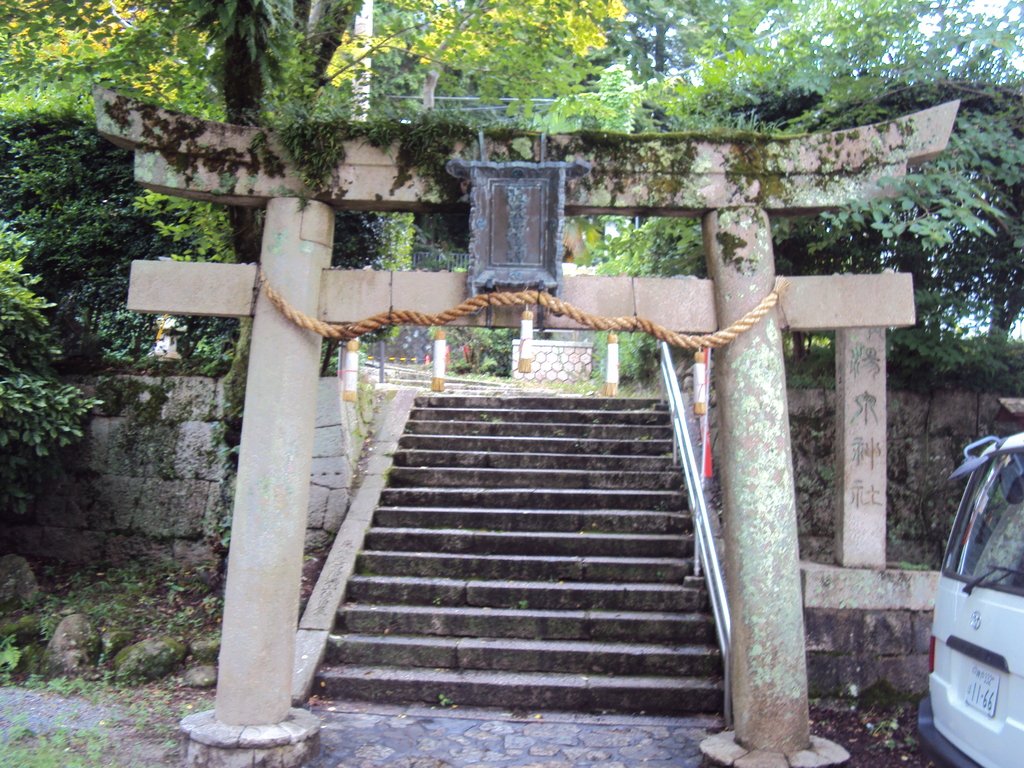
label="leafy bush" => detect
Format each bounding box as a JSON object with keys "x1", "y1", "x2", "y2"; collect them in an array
[
  {"x1": 0, "y1": 111, "x2": 168, "y2": 365},
  {"x1": 445, "y1": 327, "x2": 515, "y2": 377},
  {"x1": 0, "y1": 238, "x2": 97, "y2": 515}
]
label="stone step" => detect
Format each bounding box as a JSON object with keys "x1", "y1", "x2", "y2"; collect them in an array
[
  {"x1": 315, "y1": 665, "x2": 723, "y2": 714},
  {"x1": 403, "y1": 419, "x2": 672, "y2": 441},
  {"x1": 371, "y1": 373, "x2": 523, "y2": 395},
  {"x1": 337, "y1": 604, "x2": 715, "y2": 644},
  {"x1": 385, "y1": 380, "x2": 534, "y2": 397},
  {"x1": 345, "y1": 576, "x2": 705, "y2": 612},
  {"x1": 316, "y1": 391, "x2": 723, "y2": 719},
  {"x1": 409, "y1": 407, "x2": 669, "y2": 426},
  {"x1": 392, "y1": 449, "x2": 677, "y2": 472},
  {"x1": 415, "y1": 395, "x2": 665, "y2": 412},
  {"x1": 398, "y1": 433, "x2": 674, "y2": 456},
  {"x1": 377, "y1": 487, "x2": 685, "y2": 512},
  {"x1": 372, "y1": 506, "x2": 691, "y2": 534},
  {"x1": 362, "y1": 528, "x2": 692, "y2": 558},
  {"x1": 387, "y1": 466, "x2": 682, "y2": 491},
  {"x1": 327, "y1": 634, "x2": 720, "y2": 677},
  {"x1": 355, "y1": 551, "x2": 691, "y2": 583}
]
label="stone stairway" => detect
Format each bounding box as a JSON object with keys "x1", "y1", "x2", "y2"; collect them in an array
[{"x1": 315, "y1": 394, "x2": 724, "y2": 715}]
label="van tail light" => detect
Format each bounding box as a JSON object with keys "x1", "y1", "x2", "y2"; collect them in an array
[{"x1": 929, "y1": 635, "x2": 937, "y2": 674}]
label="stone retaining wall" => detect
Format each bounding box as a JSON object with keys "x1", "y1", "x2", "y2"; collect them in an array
[
  {"x1": 802, "y1": 563, "x2": 938, "y2": 698},
  {"x1": 0, "y1": 375, "x2": 372, "y2": 564},
  {"x1": 8, "y1": 378, "x2": 1000, "y2": 570},
  {"x1": 512, "y1": 339, "x2": 594, "y2": 384},
  {"x1": 788, "y1": 389, "x2": 1004, "y2": 568}
]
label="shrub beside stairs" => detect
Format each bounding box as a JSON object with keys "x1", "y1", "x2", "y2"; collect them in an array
[{"x1": 315, "y1": 393, "x2": 724, "y2": 715}]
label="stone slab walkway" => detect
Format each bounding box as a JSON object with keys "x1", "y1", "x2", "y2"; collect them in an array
[{"x1": 307, "y1": 700, "x2": 721, "y2": 768}]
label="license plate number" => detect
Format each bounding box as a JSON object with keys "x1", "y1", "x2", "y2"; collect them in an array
[{"x1": 965, "y1": 664, "x2": 999, "y2": 718}]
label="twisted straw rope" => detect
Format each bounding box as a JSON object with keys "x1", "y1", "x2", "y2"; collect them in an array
[{"x1": 260, "y1": 270, "x2": 788, "y2": 351}]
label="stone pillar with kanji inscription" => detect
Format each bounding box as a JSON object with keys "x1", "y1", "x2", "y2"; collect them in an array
[
  {"x1": 836, "y1": 328, "x2": 887, "y2": 568},
  {"x1": 704, "y1": 206, "x2": 810, "y2": 755}
]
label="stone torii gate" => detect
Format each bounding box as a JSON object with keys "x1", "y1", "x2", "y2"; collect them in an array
[{"x1": 95, "y1": 89, "x2": 957, "y2": 767}]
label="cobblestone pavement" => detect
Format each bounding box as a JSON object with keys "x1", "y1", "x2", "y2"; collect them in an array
[{"x1": 307, "y1": 700, "x2": 721, "y2": 768}]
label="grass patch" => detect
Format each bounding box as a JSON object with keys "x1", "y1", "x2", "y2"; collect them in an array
[{"x1": 0, "y1": 727, "x2": 113, "y2": 768}]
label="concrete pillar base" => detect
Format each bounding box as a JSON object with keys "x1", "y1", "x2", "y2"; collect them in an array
[
  {"x1": 181, "y1": 708, "x2": 320, "y2": 768},
  {"x1": 700, "y1": 731, "x2": 849, "y2": 767}
]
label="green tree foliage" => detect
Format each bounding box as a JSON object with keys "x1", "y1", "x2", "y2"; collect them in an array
[
  {"x1": 3, "y1": 0, "x2": 1022, "y2": 396},
  {"x1": 0, "y1": 112, "x2": 169, "y2": 363},
  {"x1": 353, "y1": 0, "x2": 626, "y2": 116},
  {"x1": 0, "y1": 233, "x2": 97, "y2": 515},
  {"x1": 597, "y1": 0, "x2": 1024, "y2": 392},
  {"x1": 1, "y1": 2, "x2": 215, "y2": 117},
  {"x1": 0, "y1": 0, "x2": 619, "y2": 376}
]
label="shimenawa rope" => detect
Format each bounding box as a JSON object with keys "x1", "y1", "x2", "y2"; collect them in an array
[{"x1": 258, "y1": 270, "x2": 787, "y2": 351}]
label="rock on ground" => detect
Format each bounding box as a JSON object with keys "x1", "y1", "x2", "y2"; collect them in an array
[
  {"x1": 43, "y1": 613, "x2": 100, "y2": 678},
  {"x1": 0, "y1": 555, "x2": 39, "y2": 611},
  {"x1": 114, "y1": 637, "x2": 187, "y2": 683}
]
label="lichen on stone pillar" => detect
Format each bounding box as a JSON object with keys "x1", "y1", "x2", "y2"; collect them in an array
[{"x1": 703, "y1": 205, "x2": 811, "y2": 755}]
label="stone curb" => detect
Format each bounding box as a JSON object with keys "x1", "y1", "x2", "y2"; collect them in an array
[{"x1": 291, "y1": 387, "x2": 420, "y2": 704}]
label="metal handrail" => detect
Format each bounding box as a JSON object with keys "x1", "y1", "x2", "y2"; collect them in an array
[{"x1": 659, "y1": 342, "x2": 732, "y2": 726}]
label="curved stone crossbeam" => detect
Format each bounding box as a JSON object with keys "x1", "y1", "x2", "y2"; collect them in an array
[{"x1": 95, "y1": 88, "x2": 958, "y2": 215}]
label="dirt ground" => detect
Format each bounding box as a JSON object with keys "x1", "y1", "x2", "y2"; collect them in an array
[{"x1": 811, "y1": 700, "x2": 934, "y2": 767}]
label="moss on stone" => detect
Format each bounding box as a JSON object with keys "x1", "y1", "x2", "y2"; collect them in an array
[
  {"x1": 273, "y1": 110, "x2": 479, "y2": 200},
  {"x1": 0, "y1": 614, "x2": 42, "y2": 646},
  {"x1": 859, "y1": 679, "x2": 916, "y2": 707},
  {"x1": 113, "y1": 636, "x2": 187, "y2": 683},
  {"x1": 94, "y1": 377, "x2": 171, "y2": 424},
  {"x1": 105, "y1": 97, "x2": 286, "y2": 191},
  {"x1": 106, "y1": 89, "x2": 917, "y2": 211},
  {"x1": 715, "y1": 230, "x2": 749, "y2": 269}
]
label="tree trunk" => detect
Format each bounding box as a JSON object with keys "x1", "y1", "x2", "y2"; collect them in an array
[
  {"x1": 422, "y1": 70, "x2": 440, "y2": 110},
  {"x1": 221, "y1": 21, "x2": 266, "y2": 451}
]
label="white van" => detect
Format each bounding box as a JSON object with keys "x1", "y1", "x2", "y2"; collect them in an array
[{"x1": 919, "y1": 433, "x2": 1024, "y2": 768}]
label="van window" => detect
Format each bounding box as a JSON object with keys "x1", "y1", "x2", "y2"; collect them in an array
[{"x1": 944, "y1": 452, "x2": 1024, "y2": 591}]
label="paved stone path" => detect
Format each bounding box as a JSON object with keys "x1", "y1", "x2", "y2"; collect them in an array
[{"x1": 307, "y1": 700, "x2": 720, "y2": 768}]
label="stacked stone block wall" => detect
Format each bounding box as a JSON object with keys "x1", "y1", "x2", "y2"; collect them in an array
[
  {"x1": 1, "y1": 375, "x2": 373, "y2": 565},
  {"x1": 1, "y1": 375, "x2": 229, "y2": 564},
  {"x1": 804, "y1": 605, "x2": 933, "y2": 698},
  {"x1": 306, "y1": 376, "x2": 375, "y2": 550},
  {"x1": 6, "y1": 382, "x2": 1002, "y2": 570},
  {"x1": 801, "y1": 565, "x2": 938, "y2": 698}
]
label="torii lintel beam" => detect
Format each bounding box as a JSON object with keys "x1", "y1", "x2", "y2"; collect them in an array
[
  {"x1": 95, "y1": 89, "x2": 958, "y2": 216},
  {"x1": 126, "y1": 260, "x2": 916, "y2": 333}
]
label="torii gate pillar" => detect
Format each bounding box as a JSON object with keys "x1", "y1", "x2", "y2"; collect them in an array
[
  {"x1": 180, "y1": 198, "x2": 331, "y2": 766},
  {"x1": 705, "y1": 207, "x2": 809, "y2": 754}
]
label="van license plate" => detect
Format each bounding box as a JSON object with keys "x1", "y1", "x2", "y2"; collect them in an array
[{"x1": 965, "y1": 664, "x2": 999, "y2": 718}]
